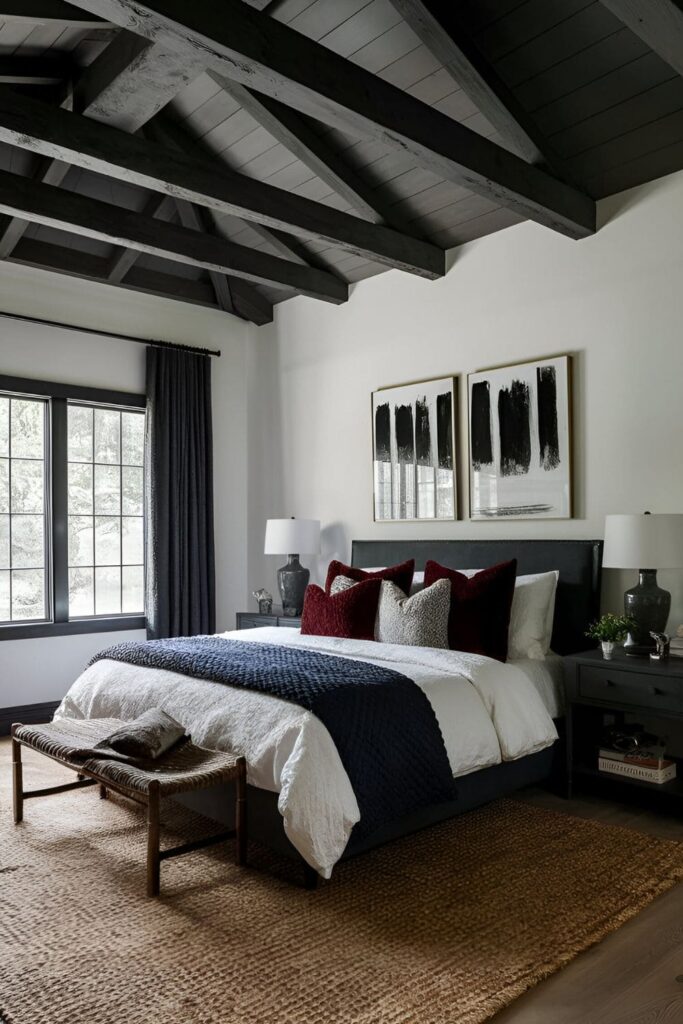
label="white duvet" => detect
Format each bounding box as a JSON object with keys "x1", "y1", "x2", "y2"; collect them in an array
[{"x1": 55, "y1": 627, "x2": 558, "y2": 878}]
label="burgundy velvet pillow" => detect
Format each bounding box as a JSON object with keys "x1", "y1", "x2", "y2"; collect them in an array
[
  {"x1": 301, "y1": 578, "x2": 382, "y2": 641},
  {"x1": 324, "y1": 558, "x2": 414, "y2": 597},
  {"x1": 423, "y1": 559, "x2": 517, "y2": 662}
]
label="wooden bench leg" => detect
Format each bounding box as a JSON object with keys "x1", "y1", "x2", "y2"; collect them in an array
[
  {"x1": 147, "y1": 779, "x2": 160, "y2": 897},
  {"x1": 99, "y1": 784, "x2": 108, "y2": 800},
  {"x1": 236, "y1": 757, "x2": 247, "y2": 866},
  {"x1": 11, "y1": 724, "x2": 23, "y2": 824}
]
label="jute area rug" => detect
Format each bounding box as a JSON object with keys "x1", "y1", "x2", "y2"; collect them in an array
[{"x1": 2, "y1": 750, "x2": 683, "y2": 1024}]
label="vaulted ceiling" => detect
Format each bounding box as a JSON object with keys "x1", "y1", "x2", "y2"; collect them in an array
[{"x1": 0, "y1": 0, "x2": 682, "y2": 325}]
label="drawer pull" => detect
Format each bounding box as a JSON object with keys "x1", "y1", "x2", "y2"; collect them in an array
[
  {"x1": 603, "y1": 679, "x2": 616, "y2": 687},
  {"x1": 649, "y1": 686, "x2": 664, "y2": 696}
]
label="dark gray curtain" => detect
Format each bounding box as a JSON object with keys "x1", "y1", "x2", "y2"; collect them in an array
[{"x1": 145, "y1": 346, "x2": 215, "y2": 639}]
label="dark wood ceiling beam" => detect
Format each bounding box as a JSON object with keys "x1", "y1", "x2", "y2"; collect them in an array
[
  {"x1": 0, "y1": 168, "x2": 348, "y2": 303},
  {"x1": 599, "y1": 0, "x2": 683, "y2": 77},
  {"x1": 107, "y1": 193, "x2": 171, "y2": 282},
  {"x1": 175, "y1": 200, "x2": 274, "y2": 324},
  {"x1": 0, "y1": 2, "x2": 109, "y2": 25},
  {"x1": 9, "y1": 236, "x2": 220, "y2": 309},
  {"x1": 0, "y1": 30, "x2": 210, "y2": 304},
  {"x1": 386, "y1": 0, "x2": 565, "y2": 173},
  {"x1": 0, "y1": 57, "x2": 73, "y2": 85},
  {"x1": 0, "y1": 91, "x2": 445, "y2": 278},
  {"x1": 63, "y1": 0, "x2": 595, "y2": 239},
  {"x1": 174, "y1": 199, "x2": 234, "y2": 314},
  {"x1": 73, "y1": 30, "x2": 206, "y2": 133},
  {"x1": 209, "y1": 72, "x2": 413, "y2": 230},
  {"x1": 145, "y1": 115, "x2": 337, "y2": 271}
]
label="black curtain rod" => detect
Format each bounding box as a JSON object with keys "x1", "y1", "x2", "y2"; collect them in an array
[{"x1": 0, "y1": 310, "x2": 221, "y2": 357}]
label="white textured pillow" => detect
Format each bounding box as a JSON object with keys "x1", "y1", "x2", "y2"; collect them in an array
[
  {"x1": 376, "y1": 579, "x2": 451, "y2": 648},
  {"x1": 331, "y1": 575, "x2": 451, "y2": 648}
]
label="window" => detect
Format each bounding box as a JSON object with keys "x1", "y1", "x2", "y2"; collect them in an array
[
  {"x1": 0, "y1": 395, "x2": 49, "y2": 622},
  {"x1": 0, "y1": 375, "x2": 146, "y2": 639},
  {"x1": 68, "y1": 405, "x2": 145, "y2": 617}
]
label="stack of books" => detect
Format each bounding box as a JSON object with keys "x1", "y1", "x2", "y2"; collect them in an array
[
  {"x1": 598, "y1": 743, "x2": 677, "y2": 784},
  {"x1": 670, "y1": 636, "x2": 683, "y2": 658}
]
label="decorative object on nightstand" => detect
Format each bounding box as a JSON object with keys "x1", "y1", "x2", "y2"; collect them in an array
[
  {"x1": 650, "y1": 631, "x2": 670, "y2": 662},
  {"x1": 264, "y1": 517, "x2": 321, "y2": 616},
  {"x1": 585, "y1": 612, "x2": 634, "y2": 660},
  {"x1": 252, "y1": 588, "x2": 273, "y2": 615},
  {"x1": 603, "y1": 512, "x2": 683, "y2": 657}
]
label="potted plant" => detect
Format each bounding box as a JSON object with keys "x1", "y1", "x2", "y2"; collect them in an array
[{"x1": 585, "y1": 613, "x2": 634, "y2": 660}]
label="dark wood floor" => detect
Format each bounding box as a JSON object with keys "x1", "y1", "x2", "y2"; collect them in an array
[
  {"x1": 3, "y1": 737, "x2": 682, "y2": 1023},
  {"x1": 497, "y1": 786, "x2": 683, "y2": 1024}
]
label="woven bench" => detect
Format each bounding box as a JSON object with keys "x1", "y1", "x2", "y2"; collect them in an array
[{"x1": 11, "y1": 718, "x2": 247, "y2": 897}]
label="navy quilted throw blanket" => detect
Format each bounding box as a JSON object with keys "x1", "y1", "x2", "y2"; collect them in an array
[{"x1": 91, "y1": 637, "x2": 457, "y2": 838}]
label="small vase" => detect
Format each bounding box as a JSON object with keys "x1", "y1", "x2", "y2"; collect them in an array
[{"x1": 601, "y1": 640, "x2": 615, "y2": 660}]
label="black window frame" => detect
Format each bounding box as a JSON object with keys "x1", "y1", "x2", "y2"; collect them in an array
[{"x1": 0, "y1": 374, "x2": 146, "y2": 640}]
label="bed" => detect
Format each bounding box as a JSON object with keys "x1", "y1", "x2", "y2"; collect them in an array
[{"x1": 55, "y1": 538, "x2": 602, "y2": 885}]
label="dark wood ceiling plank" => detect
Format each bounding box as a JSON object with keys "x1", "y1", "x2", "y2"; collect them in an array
[
  {"x1": 9, "y1": 236, "x2": 220, "y2": 308},
  {"x1": 208, "y1": 71, "x2": 415, "y2": 231},
  {"x1": 0, "y1": 2, "x2": 109, "y2": 26},
  {"x1": 0, "y1": 57, "x2": 73, "y2": 85},
  {"x1": 599, "y1": 0, "x2": 683, "y2": 77},
  {"x1": 63, "y1": 0, "x2": 595, "y2": 238},
  {"x1": 0, "y1": 168, "x2": 348, "y2": 303},
  {"x1": 73, "y1": 29, "x2": 206, "y2": 133},
  {"x1": 385, "y1": 0, "x2": 564, "y2": 172},
  {"x1": 0, "y1": 90, "x2": 445, "y2": 277}
]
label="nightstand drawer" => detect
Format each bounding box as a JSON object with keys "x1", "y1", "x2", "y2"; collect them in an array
[
  {"x1": 237, "y1": 615, "x2": 278, "y2": 629},
  {"x1": 578, "y1": 664, "x2": 681, "y2": 712}
]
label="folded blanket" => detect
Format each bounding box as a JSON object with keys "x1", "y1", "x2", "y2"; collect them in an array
[{"x1": 96, "y1": 708, "x2": 186, "y2": 760}]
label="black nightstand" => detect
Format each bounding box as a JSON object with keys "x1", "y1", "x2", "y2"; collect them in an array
[
  {"x1": 236, "y1": 608, "x2": 301, "y2": 630},
  {"x1": 564, "y1": 648, "x2": 683, "y2": 802}
]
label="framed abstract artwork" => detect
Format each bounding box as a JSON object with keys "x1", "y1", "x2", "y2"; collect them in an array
[
  {"x1": 468, "y1": 355, "x2": 572, "y2": 520},
  {"x1": 372, "y1": 376, "x2": 457, "y2": 521}
]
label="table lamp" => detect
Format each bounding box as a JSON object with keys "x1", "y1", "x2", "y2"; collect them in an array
[
  {"x1": 264, "y1": 517, "x2": 321, "y2": 616},
  {"x1": 603, "y1": 512, "x2": 683, "y2": 656}
]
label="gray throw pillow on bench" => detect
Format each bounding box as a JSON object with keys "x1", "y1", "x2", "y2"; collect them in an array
[{"x1": 96, "y1": 708, "x2": 186, "y2": 760}]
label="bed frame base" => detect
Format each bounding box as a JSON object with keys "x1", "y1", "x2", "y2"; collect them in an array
[{"x1": 173, "y1": 745, "x2": 556, "y2": 886}]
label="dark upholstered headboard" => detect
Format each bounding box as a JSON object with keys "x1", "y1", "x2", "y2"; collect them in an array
[{"x1": 351, "y1": 539, "x2": 602, "y2": 656}]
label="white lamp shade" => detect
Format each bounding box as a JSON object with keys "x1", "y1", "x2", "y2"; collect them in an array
[
  {"x1": 603, "y1": 514, "x2": 683, "y2": 569},
  {"x1": 264, "y1": 518, "x2": 320, "y2": 555}
]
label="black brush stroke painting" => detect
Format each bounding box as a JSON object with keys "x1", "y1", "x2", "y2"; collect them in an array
[
  {"x1": 436, "y1": 392, "x2": 453, "y2": 470},
  {"x1": 415, "y1": 396, "x2": 432, "y2": 466},
  {"x1": 374, "y1": 402, "x2": 391, "y2": 462},
  {"x1": 470, "y1": 380, "x2": 493, "y2": 470},
  {"x1": 498, "y1": 380, "x2": 531, "y2": 477},
  {"x1": 537, "y1": 366, "x2": 561, "y2": 470},
  {"x1": 394, "y1": 403, "x2": 414, "y2": 464}
]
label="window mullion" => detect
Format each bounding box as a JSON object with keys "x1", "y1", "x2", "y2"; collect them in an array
[{"x1": 51, "y1": 397, "x2": 69, "y2": 624}]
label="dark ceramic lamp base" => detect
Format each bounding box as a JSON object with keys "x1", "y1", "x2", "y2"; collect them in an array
[
  {"x1": 623, "y1": 568, "x2": 671, "y2": 657},
  {"x1": 277, "y1": 554, "x2": 310, "y2": 616}
]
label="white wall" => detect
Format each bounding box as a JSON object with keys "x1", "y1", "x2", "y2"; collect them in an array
[
  {"x1": 247, "y1": 170, "x2": 683, "y2": 632},
  {"x1": 0, "y1": 262, "x2": 250, "y2": 706}
]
